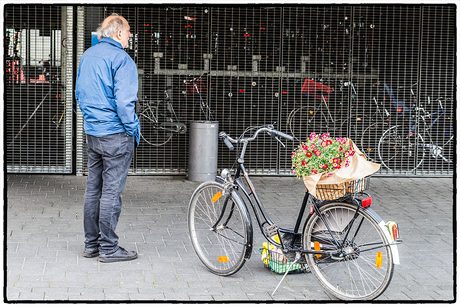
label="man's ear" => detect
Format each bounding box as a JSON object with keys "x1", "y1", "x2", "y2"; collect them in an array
[{"x1": 116, "y1": 29, "x2": 122, "y2": 39}]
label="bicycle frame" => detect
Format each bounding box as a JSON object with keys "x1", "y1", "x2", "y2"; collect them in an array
[
  {"x1": 139, "y1": 89, "x2": 186, "y2": 134},
  {"x1": 412, "y1": 98, "x2": 454, "y2": 162},
  {"x1": 184, "y1": 75, "x2": 214, "y2": 121},
  {"x1": 218, "y1": 127, "x2": 394, "y2": 258}
]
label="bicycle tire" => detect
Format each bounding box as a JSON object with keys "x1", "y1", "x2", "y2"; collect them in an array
[
  {"x1": 287, "y1": 106, "x2": 328, "y2": 142},
  {"x1": 188, "y1": 181, "x2": 252, "y2": 276},
  {"x1": 303, "y1": 202, "x2": 394, "y2": 300},
  {"x1": 138, "y1": 104, "x2": 173, "y2": 146},
  {"x1": 378, "y1": 125, "x2": 425, "y2": 172},
  {"x1": 360, "y1": 122, "x2": 390, "y2": 163}
]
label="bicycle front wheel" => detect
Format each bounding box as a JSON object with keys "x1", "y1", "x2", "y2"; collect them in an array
[
  {"x1": 303, "y1": 202, "x2": 394, "y2": 300},
  {"x1": 360, "y1": 122, "x2": 390, "y2": 163},
  {"x1": 378, "y1": 125, "x2": 425, "y2": 172},
  {"x1": 288, "y1": 106, "x2": 328, "y2": 142},
  {"x1": 188, "y1": 181, "x2": 252, "y2": 276}
]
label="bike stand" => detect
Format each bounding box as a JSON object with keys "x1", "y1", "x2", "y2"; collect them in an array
[{"x1": 272, "y1": 252, "x2": 301, "y2": 296}]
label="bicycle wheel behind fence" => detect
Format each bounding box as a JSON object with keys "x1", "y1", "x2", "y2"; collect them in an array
[
  {"x1": 378, "y1": 125, "x2": 425, "y2": 172},
  {"x1": 188, "y1": 181, "x2": 252, "y2": 276},
  {"x1": 139, "y1": 101, "x2": 173, "y2": 146},
  {"x1": 288, "y1": 106, "x2": 327, "y2": 142},
  {"x1": 303, "y1": 202, "x2": 394, "y2": 300},
  {"x1": 360, "y1": 122, "x2": 390, "y2": 163}
]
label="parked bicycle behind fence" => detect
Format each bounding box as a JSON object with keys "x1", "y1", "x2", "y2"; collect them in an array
[
  {"x1": 138, "y1": 74, "x2": 214, "y2": 146},
  {"x1": 378, "y1": 96, "x2": 454, "y2": 172}
]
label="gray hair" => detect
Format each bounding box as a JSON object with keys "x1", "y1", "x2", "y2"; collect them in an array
[{"x1": 96, "y1": 13, "x2": 126, "y2": 40}]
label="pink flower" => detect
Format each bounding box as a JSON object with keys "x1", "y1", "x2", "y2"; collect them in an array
[
  {"x1": 311, "y1": 169, "x2": 318, "y2": 174},
  {"x1": 310, "y1": 143, "x2": 316, "y2": 149},
  {"x1": 310, "y1": 133, "x2": 318, "y2": 140},
  {"x1": 321, "y1": 141, "x2": 327, "y2": 147},
  {"x1": 321, "y1": 133, "x2": 330, "y2": 139},
  {"x1": 306, "y1": 151, "x2": 312, "y2": 158},
  {"x1": 327, "y1": 139, "x2": 332, "y2": 145},
  {"x1": 313, "y1": 150, "x2": 321, "y2": 156},
  {"x1": 322, "y1": 164, "x2": 329, "y2": 170},
  {"x1": 291, "y1": 152, "x2": 295, "y2": 158},
  {"x1": 302, "y1": 144, "x2": 309, "y2": 151},
  {"x1": 339, "y1": 146, "x2": 343, "y2": 152},
  {"x1": 302, "y1": 160, "x2": 307, "y2": 166},
  {"x1": 336, "y1": 137, "x2": 346, "y2": 144},
  {"x1": 344, "y1": 151, "x2": 350, "y2": 157}
]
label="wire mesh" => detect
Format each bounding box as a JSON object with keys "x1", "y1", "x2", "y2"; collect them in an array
[
  {"x1": 5, "y1": 5, "x2": 455, "y2": 175},
  {"x1": 5, "y1": 5, "x2": 72, "y2": 173}
]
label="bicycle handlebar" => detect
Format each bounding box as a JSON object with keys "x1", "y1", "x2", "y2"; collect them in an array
[
  {"x1": 183, "y1": 74, "x2": 206, "y2": 84},
  {"x1": 219, "y1": 125, "x2": 293, "y2": 151}
]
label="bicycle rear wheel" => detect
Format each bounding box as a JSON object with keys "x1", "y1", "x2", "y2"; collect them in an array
[
  {"x1": 188, "y1": 181, "x2": 252, "y2": 276},
  {"x1": 303, "y1": 202, "x2": 394, "y2": 300},
  {"x1": 378, "y1": 125, "x2": 425, "y2": 172},
  {"x1": 138, "y1": 102, "x2": 173, "y2": 146}
]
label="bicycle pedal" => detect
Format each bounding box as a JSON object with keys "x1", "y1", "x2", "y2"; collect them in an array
[{"x1": 265, "y1": 224, "x2": 279, "y2": 238}]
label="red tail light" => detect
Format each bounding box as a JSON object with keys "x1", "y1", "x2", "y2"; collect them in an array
[{"x1": 362, "y1": 197, "x2": 372, "y2": 208}]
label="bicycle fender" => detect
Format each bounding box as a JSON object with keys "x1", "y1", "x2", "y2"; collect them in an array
[
  {"x1": 214, "y1": 176, "x2": 253, "y2": 261},
  {"x1": 364, "y1": 207, "x2": 400, "y2": 265},
  {"x1": 230, "y1": 188, "x2": 254, "y2": 261}
]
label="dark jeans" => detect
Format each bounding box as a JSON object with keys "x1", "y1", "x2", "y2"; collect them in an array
[{"x1": 84, "y1": 132, "x2": 134, "y2": 255}]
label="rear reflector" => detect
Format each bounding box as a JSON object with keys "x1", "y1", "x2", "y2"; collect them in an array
[{"x1": 362, "y1": 197, "x2": 372, "y2": 208}]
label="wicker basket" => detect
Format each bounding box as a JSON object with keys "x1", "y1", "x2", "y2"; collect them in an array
[
  {"x1": 314, "y1": 177, "x2": 370, "y2": 201},
  {"x1": 259, "y1": 248, "x2": 302, "y2": 274}
]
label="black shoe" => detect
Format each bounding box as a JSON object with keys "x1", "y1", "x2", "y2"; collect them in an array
[
  {"x1": 83, "y1": 248, "x2": 99, "y2": 258},
  {"x1": 99, "y1": 247, "x2": 138, "y2": 263}
]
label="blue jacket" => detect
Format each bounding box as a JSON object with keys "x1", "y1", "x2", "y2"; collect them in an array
[{"x1": 76, "y1": 37, "x2": 140, "y2": 146}]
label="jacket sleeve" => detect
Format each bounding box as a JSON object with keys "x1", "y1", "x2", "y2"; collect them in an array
[{"x1": 113, "y1": 56, "x2": 141, "y2": 146}]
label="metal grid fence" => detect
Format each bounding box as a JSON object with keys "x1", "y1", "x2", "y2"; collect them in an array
[{"x1": 5, "y1": 5, "x2": 455, "y2": 176}]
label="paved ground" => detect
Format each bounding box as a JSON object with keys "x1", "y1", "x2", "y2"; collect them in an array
[{"x1": 5, "y1": 174, "x2": 455, "y2": 302}]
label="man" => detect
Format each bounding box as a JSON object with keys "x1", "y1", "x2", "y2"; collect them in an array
[{"x1": 75, "y1": 13, "x2": 140, "y2": 263}]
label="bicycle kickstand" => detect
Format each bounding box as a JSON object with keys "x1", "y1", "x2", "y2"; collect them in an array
[{"x1": 272, "y1": 252, "x2": 301, "y2": 296}]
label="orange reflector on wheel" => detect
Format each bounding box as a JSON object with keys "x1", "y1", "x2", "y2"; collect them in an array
[
  {"x1": 376, "y1": 252, "x2": 382, "y2": 268},
  {"x1": 314, "y1": 241, "x2": 322, "y2": 258},
  {"x1": 218, "y1": 256, "x2": 228, "y2": 262},
  {"x1": 212, "y1": 191, "x2": 222, "y2": 203}
]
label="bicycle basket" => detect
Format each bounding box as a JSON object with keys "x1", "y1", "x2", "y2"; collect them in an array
[
  {"x1": 315, "y1": 177, "x2": 370, "y2": 201},
  {"x1": 259, "y1": 247, "x2": 302, "y2": 274}
]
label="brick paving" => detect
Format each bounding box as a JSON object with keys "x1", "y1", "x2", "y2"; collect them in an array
[{"x1": 5, "y1": 174, "x2": 455, "y2": 302}]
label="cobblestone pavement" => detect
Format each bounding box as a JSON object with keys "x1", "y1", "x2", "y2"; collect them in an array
[{"x1": 5, "y1": 174, "x2": 455, "y2": 302}]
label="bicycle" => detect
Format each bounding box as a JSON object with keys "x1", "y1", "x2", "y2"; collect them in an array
[
  {"x1": 287, "y1": 79, "x2": 389, "y2": 150},
  {"x1": 287, "y1": 78, "x2": 345, "y2": 142},
  {"x1": 378, "y1": 96, "x2": 454, "y2": 172},
  {"x1": 188, "y1": 124, "x2": 401, "y2": 300},
  {"x1": 138, "y1": 88, "x2": 187, "y2": 146},
  {"x1": 359, "y1": 82, "x2": 404, "y2": 163},
  {"x1": 183, "y1": 74, "x2": 214, "y2": 121}
]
